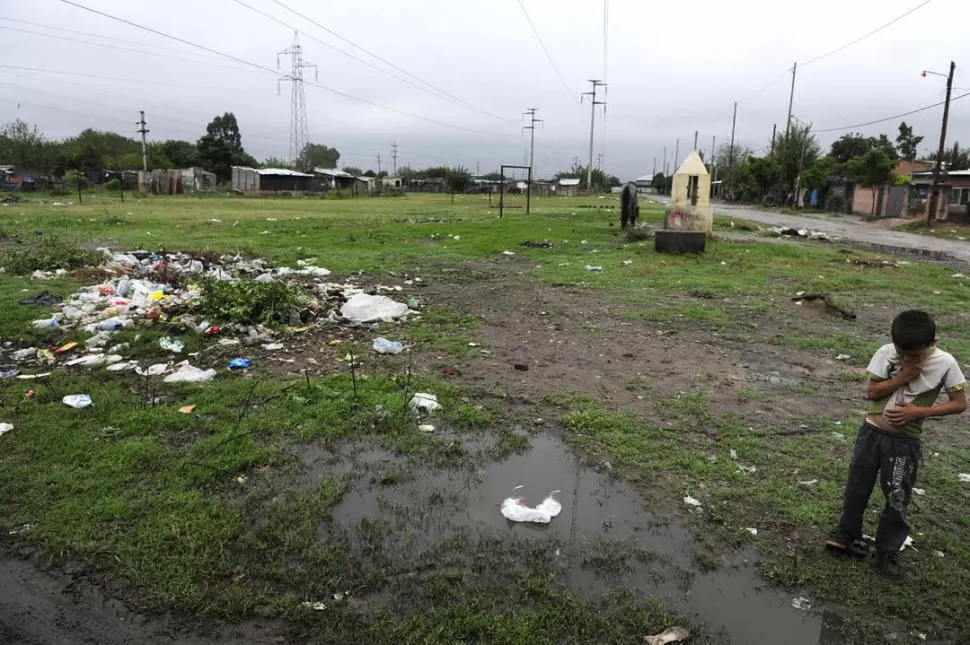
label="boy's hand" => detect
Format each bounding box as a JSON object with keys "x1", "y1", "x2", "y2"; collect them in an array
[
  {"x1": 885, "y1": 404, "x2": 926, "y2": 426},
  {"x1": 898, "y1": 360, "x2": 923, "y2": 384}
]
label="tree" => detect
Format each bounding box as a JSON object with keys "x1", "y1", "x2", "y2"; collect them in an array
[
  {"x1": 896, "y1": 122, "x2": 924, "y2": 161},
  {"x1": 554, "y1": 162, "x2": 615, "y2": 191},
  {"x1": 0, "y1": 120, "x2": 46, "y2": 168},
  {"x1": 480, "y1": 171, "x2": 503, "y2": 181},
  {"x1": 846, "y1": 149, "x2": 894, "y2": 216},
  {"x1": 262, "y1": 157, "x2": 293, "y2": 168},
  {"x1": 297, "y1": 143, "x2": 339, "y2": 171},
  {"x1": 342, "y1": 166, "x2": 363, "y2": 176},
  {"x1": 801, "y1": 155, "x2": 842, "y2": 191},
  {"x1": 160, "y1": 140, "x2": 200, "y2": 168},
  {"x1": 830, "y1": 132, "x2": 897, "y2": 165},
  {"x1": 930, "y1": 141, "x2": 970, "y2": 171},
  {"x1": 736, "y1": 156, "x2": 782, "y2": 201},
  {"x1": 197, "y1": 112, "x2": 255, "y2": 180},
  {"x1": 363, "y1": 169, "x2": 376, "y2": 177},
  {"x1": 652, "y1": 172, "x2": 668, "y2": 194},
  {"x1": 445, "y1": 164, "x2": 472, "y2": 202},
  {"x1": 771, "y1": 125, "x2": 820, "y2": 192}
]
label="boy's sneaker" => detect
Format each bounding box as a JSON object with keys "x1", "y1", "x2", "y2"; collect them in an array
[
  {"x1": 876, "y1": 551, "x2": 904, "y2": 579},
  {"x1": 824, "y1": 528, "x2": 870, "y2": 556}
]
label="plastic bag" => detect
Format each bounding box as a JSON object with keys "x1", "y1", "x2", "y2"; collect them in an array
[
  {"x1": 163, "y1": 362, "x2": 217, "y2": 383},
  {"x1": 500, "y1": 489, "x2": 562, "y2": 524},
  {"x1": 159, "y1": 337, "x2": 185, "y2": 353},
  {"x1": 409, "y1": 393, "x2": 440, "y2": 413},
  {"x1": 0, "y1": 423, "x2": 13, "y2": 436},
  {"x1": 645, "y1": 626, "x2": 690, "y2": 645},
  {"x1": 373, "y1": 337, "x2": 404, "y2": 354},
  {"x1": 62, "y1": 394, "x2": 93, "y2": 408},
  {"x1": 228, "y1": 357, "x2": 251, "y2": 369},
  {"x1": 341, "y1": 293, "x2": 410, "y2": 323}
]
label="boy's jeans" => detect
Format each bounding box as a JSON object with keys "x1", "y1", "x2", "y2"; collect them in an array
[{"x1": 838, "y1": 421, "x2": 921, "y2": 553}]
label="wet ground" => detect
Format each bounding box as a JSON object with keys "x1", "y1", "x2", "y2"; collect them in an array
[{"x1": 302, "y1": 430, "x2": 839, "y2": 645}]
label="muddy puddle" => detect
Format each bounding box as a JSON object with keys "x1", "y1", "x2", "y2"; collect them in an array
[{"x1": 299, "y1": 432, "x2": 844, "y2": 645}]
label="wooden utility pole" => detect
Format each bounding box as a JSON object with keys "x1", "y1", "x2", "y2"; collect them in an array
[
  {"x1": 674, "y1": 138, "x2": 680, "y2": 172},
  {"x1": 523, "y1": 107, "x2": 542, "y2": 206},
  {"x1": 727, "y1": 101, "x2": 737, "y2": 196},
  {"x1": 770, "y1": 123, "x2": 777, "y2": 157},
  {"x1": 928, "y1": 61, "x2": 956, "y2": 225}
]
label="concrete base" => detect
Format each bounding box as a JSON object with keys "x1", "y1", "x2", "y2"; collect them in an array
[{"x1": 655, "y1": 230, "x2": 707, "y2": 254}]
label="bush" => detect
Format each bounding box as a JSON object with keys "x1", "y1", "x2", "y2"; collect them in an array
[
  {"x1": 194, "y1": 277, "x2": 306, "y2": 326},
  {"x1": 105, "y1": 178, "x2": 121, "y2": 191},
  {"x1": 63, "y1": 170, "x2": 88, "y2": 190},
  {"x1": 1, "y1": 237, "x2": 101, "y2": 275}
]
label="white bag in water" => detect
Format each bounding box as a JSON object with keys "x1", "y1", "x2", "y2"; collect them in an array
[{"x1": 500, "y1": 488, "x2": 562, "y2": 524}]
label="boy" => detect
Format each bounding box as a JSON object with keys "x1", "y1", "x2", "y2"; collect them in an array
[{"x1": 825, "y1": 310, "x2": 966, "y2": 577}]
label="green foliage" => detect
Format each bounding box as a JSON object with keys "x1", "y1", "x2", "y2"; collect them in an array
[
  {"x1": 830, "y1": 133, "x2": 898, "y2": 164},
  {"x1": 160, "y1": 139, "x2": 200, "y2": 168},
  {"x1": 63, "y1": 169, "x2": 88, "y2": 189},
  {"x1": 1, "y1": 237, "x2": 101, "y2": 274},
  {"x1": 896, "y1": 121, "x2": 924, "y2": 161},
  {"x1": 197, "y1": 112, "x2": 256, "y2": 180},
  {"x1": 651, "y1": 172, "x2": 668, "y2": 193},
  {"x1": 297, "y1": 143, "x2": 340, "y2": 171},
  {"x1": 104, "y1": 178, "x2": 121, "y2": 191},
  {"x1": 554, "y1": 162, "x2": 619, "y2": 190},
  {"x1": 445, "y1": 165, "x2": 473, "y2": 194},
  {"x1": 194, "y1": 276, "x2": 306, "y2": 326},
  {"x1": 847, "y1": 149, "x2": 894, "y2": 188},
  {"x1": 801, "y1": 155, "x2": 842, "y2": 190},
  {"x1": 736, "y1": 155, "x2": 782, "y2": 200},
  {"x1": 341, "y1": 166, "x2": 364, "y2": 176},
  {"x1": 770, "y1": 124, "x2": 820, "y2": 190},
  {"x1": 894, "y1": 174, "x2": 911, "y2": 186},
  {"x1": 930, "y1": 141, "x2": 970, "y2": 171}
]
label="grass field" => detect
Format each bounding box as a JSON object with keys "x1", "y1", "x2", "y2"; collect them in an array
[{"x1": 1, "y1": 191, "x2": 969, "y2": 644}]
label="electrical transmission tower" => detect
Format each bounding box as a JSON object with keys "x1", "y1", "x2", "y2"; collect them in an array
[
  {"x1": 277, "y1": 31, "x2": 317, "y2": 165},
  {"x1": 391, "y1": 141, "x2": 398, "y2": 175}
]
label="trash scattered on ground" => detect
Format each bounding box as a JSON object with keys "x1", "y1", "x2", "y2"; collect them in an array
[
  {"x1": 418, "y1": 424, "x2": 435, "y2": 432},
  {"x1": 644, "y1": 626, "x2": 691, "y2": 645},
  {"x1": 409, "y1": 392, "x2": 440, "y2": 414},
  {"x1": 65, "y1": 354, "x2": 122, "y2": 367},
  {"x1": 407, "y1": 297, "x2": 421, "y2": 310},
  {"x1": 933, "y1": 550, "x2": 945, "y2": 558},
  {"x1": 262, "y1": 342, "x2": 284, "y2": 351},
  {"x1": 792, "y1": 292, "x2": 856, "y2": 320},
  {"x1": 901, "y1": 536, "x2": 916, "y2": 552},
  {"x1": 340, "y1": 293, "x2": 410, "y2": 323},
  {"x1": 836, "y1": 354, "x2": 851, "y2": 361},
  {"x1": 62, "y1": 394, "x2": 93, "y2": 408},
  {"x1": 769, "y1": 226, "x2": 832, "y2": 241},
  {"x1": 228, "y1": 357, "x2": 251, "y2": 369},
  {"x1": 136, "y1": 363, "x2": 169, "y2": 376},
  {"x1": 513, "y1": 363, "x2": 529, "y2": 371},
  {"x1": 500, "y1": 489, "x2": 562, "y2": 524},
  {"x1": 0, "y1": 423, "x2": 13, "y2": 436},
  {"x1": 164, "y1": 362, "x2": 217, "y2": 383},
  {"x1": 622, "y1": 259, "x2": 633, "y2": 266},
  {"x1": 179, "y1": 405, "x2": 197, "y2": 414},
  {"x1": 848, "y1": 258, "x2": 900, "y2": 269},
  {"x1": 798, "y1": 479, "x2": 819, "y2": 487},
  {"x1": 584, "y1": 264, "x2": 603, "y2": 271},
  {"x1": 501, "y1": 250, "x2": 516, "y2": 256},
  {"x1": 684, "y1": 496, "x2": 702, "y2": 508},
  {"x1": 373, "y1": 337, "x2": 404, "y2": 354},
  {"x1": 54, "y1": 341, "x2": 78, "y2": 354},
  {"x1": 19, "y1": 291, "x2": 63, "y2": 306},
  {"x1": 521, "y1": 240, "x2": 554, "y2": 248},
  {"x1": 746, "y1": 527, "x2": 758, "y2": 536},
  {"x1": 0, "y1": 369, "x2": 19, "y2": 379},
  {"x1": 300, "y1": 601, "x2": 327, "y2": 611},
  {"x1": 912, "y1": 487, "x2": 925, "y2": 496},
  {"x1": 729, "y1": 449, "x2": 738, "y2": 460},
  {"x1": 791, "y1": 596, "x2": 812, "y2": 611},
  {"x1": 958, "y1": 473, "x2": 970, "y2": 483},
  {"x1": 32, "y1": 316, "x2": 61, "y2": 329},
  {"x1": 159, "y1": 337, "x2": 185, "y2": 353},
  {"x1": 738, "y1": 464, "x2": 757, "y2": 474}
]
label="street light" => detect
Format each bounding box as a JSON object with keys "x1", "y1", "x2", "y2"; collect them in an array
[{"x1": 924, "y1": 61, "x2": 956, "y2": 225}]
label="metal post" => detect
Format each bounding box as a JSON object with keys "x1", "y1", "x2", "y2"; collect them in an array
[
  {"x1": 928, "y1": 61, "x2": 956, "y2": 224},
  {"x1": 694, "y1": 130, "x2": 698, "y2": 151},
  {"x1": 674, "y1": 139, "x2": 680, "y2": 172},
  {"x1": 582, "y1": 80, "x2": 605, "y2": 192},
  {"x1": 526, "y1": 166, "x2": 532, "y2": 215}
]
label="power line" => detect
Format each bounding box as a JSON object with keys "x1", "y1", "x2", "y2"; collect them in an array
[
  {"x1": 55, "y1": 0, "x2": 496, "y2": 136},
  {"x1": 516, "y1": 0, "x2": 577, "y2": 101},
  {"x1": 802, "y1": 0, "x2": 933, "y2": 67},
  {"x1": 268, "y1": 0, "x2": 512, "y2": 123},
  {"x1": 738, "y1": 67, "x2": 793, "y2": 104},
  {"x1": 815, "y1": 91, "x2": 970, "y2": 133}
]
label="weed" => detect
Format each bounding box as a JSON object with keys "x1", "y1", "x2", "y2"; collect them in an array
[
  {"x1": 1, "y1": 236, "x2": 101, "y2": 274},
  {"x1": 194, "y1": 277, "x2": 307, "y2": 326}
]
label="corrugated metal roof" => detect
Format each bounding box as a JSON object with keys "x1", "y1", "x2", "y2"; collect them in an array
[
  {"x1": 558, "y1": 178, "x2": 581, "y2": 186},
  {"x1": 913, "y1": 170, "x2": 970, "y2": 177},
  {"x1": 257, "y1": 167, "x2": 314, "y2": 177},
  {"x1": 313, "y1": 167, "x2": 354, "y2": 178}
]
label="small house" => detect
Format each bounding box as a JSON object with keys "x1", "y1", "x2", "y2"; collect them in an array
[
  {"x1": 557, "y1": 177, "x2": 581, "y2": 196},
  {"x1": 313, "y1": 168, "x2": 356, "y2": 191},
  {"x1": 231, "y1": 167, "x2": 314, "y2": 193},
  {"x1": 181, "y1": 167, "x2": 217, "y2": 192}
]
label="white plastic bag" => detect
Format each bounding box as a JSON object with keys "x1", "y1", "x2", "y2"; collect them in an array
[
  {"x1": 409, "y1": 393, "x2": 440, "y2": 414},
  {"x1": 0, "y1": 423, "x2": 13, "y2": 436},
  {"x1": 341, "y1": 293, "x2": 410, "y2": 323},
  {"x1": 163, "y1": 362, "x2": 216, "y2": 383},
  {"x1": 63, "y1": 394, "x2": 93, "y2": 408},
  {"x1": 500, "y1": 489, "x2": 562, "y2": 524},
  {"x1": 373, "y1": 337, "x2": 404, "y2": 354}
]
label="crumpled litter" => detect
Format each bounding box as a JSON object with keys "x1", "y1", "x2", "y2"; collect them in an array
[
  {"x1": 62, "y1": 394, "x2": 93, "y2": 408},
  {"x1": 340, "y1": 293, "x2": 410, "y2": 323},
  {"x1": 644, "y1": 626, "x2": 690, "y2": 645},
  {"x1": 958, "y1": 473, "x2": 970, "y2": 483},
  {"x1": 136, "y1": 363, "x2": 169, "y2": 376},
  {"x1": 0, "y1": 423, "x2": 13, "y2": 436},
  {"x1": 262, "y1": 342, "x2": 284, "y2": 351},
  {"x1": 584, "y1": 265, "x2": 603, "y2": 271},
  {"x1": 300, "y1": 601, "x2": 327, "y2": 611},
  {"x1": 418, "y1": 424, "x2": 435, "y2": 432},
  {"x1": 163, "y1": 362, "x2": 216, "y2": 383},
  {"x1": 228, "y1": 357, "x2": 251, "y2": 369},
  {"x1": 179, "y1": 405, "x2": 196, "y2": 414},
  {"x1": 409, "y1": 392, "x2": 440, "y2": 414},
  {"x1": 791, "y1": 596, "x2": 812, "y2": 611},
  {"x1": 798, "y1": 479, "x2": 819, "y2": 487},
  {"x1": 737, "y1": 464, "x2": 757, "y2": 474},
  {"x1": 746, "y1": 527, "x2": 758, "y2": 536},
  {"x1": 684, "y1": 496, "x2": 702, "y2": 508},
  {"x1": 500, "y1": 488, "x2": 562, "y2": 524},
  {"x1": 19, "y1": 291, "x2": 62, "y2": 306},
  {"x1": 159, "y1": 337, "x2": 185, "y2": 353},
  {"x1": 373, "y1": 337, "x2": 404, "y2": 354}
]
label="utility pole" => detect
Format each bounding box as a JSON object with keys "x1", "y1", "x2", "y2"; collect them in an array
[
  {"x1": 376, "y1": 153, "x2": 383, "y2": 176},
  {"x1": 663, "y1": 145, "x2": 667, "y2": 176},
  {"x1": 476, "y1": 160, "x2": 480, "y2": 176},
  {"x1": 390, "y1": 141, "x2": 398, "y2": 175},
  {"x1": 727, "y1": 101, "x2": 737, "y2": 196},
  {"x1": 581, "y1": 80, "x2": 606, "y2": 191},
  {"x1": 710, "y1": 135, "x2": 717, "y2": 190},
  {"x1": 136, "y1": 110, "x2": 149, "y2": 173},
  {"x1": 770, "y1": 123, "x2": 777, "y2": 156},
  {"x1": 784, "y1": 62, "x2": 797, "y2": 198},
  {"x1": 652, "y1": 157, "x2": 656, "y2": 177},
  {"x1": 928, "y1": 60, "x2": 956, "y2": 225},
  {"x1": 693, "y1": 130, "x2": 699, "y2": 151},
  {"x1": 674, "y1": 138, "x2": 680, "y2": 172},
  {"x1": 278, "y1": 31, "x2": 318, "y2": 164},
  {"x1": 523, "y1": 108, "x2": 542, "y2": 204}
]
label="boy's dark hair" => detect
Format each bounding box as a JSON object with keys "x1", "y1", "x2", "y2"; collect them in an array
[{"x1": 891, "y1": 310, "x2": 936, "y2": 350}]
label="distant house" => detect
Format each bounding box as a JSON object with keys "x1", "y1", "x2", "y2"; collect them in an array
[
  {"x1": 633, "y1": 174, "x2": 653, "y2": 193},
  {"x1": 313, "y1": 168, "x2": 356, "y2": 191},
  {"x1": 557, "y1": 177, "x2": 581, "y2": 197},
  {"x1": 354, "y1": 175, "x2": 376, "y2": 194},
  {"x1": 181, "y1": 167, "x2": 217, "y2": 192},
  {"x1": 849, "y1": 160, "x2": 970, "y2": 220},
  {"x1": 381, "y1": 176, "x2": 404, "y2": 194},
  {"x1": 1, "y1": 164, "x2": 43, "y2": 192},
  {"x1": 231, "y1": 166, "x2": 314, "y2": 193}
]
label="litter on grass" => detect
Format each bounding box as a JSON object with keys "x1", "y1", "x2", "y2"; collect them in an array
[
  {"x1": 62, "y1": 394, "x2": 92, "y2": 408},
  {"x1": 0, "y1": 423, "x2": 13, "y2": 436},
  {"x1": 799, "y1": 479, "x2": 819, "y2": 487},
  {"x1": 791, "y1": 596, "x2": 812, "y2": 611},
  {"x1": 958, "y1": 473, "x2": 970, "y2": 483},
  {"x1": 644, "y1": 626, "x2": 691, "y2": 645},
  {"x1": 684, "y1": 496, "x2": 702, "y2": 508},
  {"x1": 746, "y1": 527, "x2": 758, "y2": 536},
  {"x1": 500, "y1": 489, "x2": 562, "y2": 524},
  {"x1": 372, "y1": 337, "x2": 404, "y2": 354},
  {"x1": 163, "y1": 362, "x2": 216, "y2": 383},
  {"x1": 409, "y1": 393, "x2": 441, "y2": 414},
  {"x1": 179, "y1": 405, "x2": 197, "y2": 414},
  {"x1": 228, "y1": 358, "x2": 251, "y2": 369},
  {"x1": 159, "y1": 337, "x2": 185, "y2": 353},
  {"x1": 300, "y1": 601, "x2": 327, "y2": 611},
  {"x1": 418, "y1": 424, "x2": 435, "y2": 433}
]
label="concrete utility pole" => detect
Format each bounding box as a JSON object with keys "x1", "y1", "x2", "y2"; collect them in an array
[
  {"x1": 694, "y1": 130, "x2": 699, "y2": 151},
  {"x1": 927, "y1": 60, "x2": 956, "y2": 225},
  {"x1": 390, "y1": 141, "x2": 398, "y2": 175},
  {"x1": 581, "y1": 80, "x2": 606, "y2": 190},
  {"x1": 674, "y1": 138, "x2": 680, "y2": 172},
  {"x1": 727, "y1": 101, "x2": 737, "y2": 194},
  {"x1": 522, "y1": 107, "x2": 542, "y2": 206},
  {"x1": 663, "y1": 145, "x2": 667, "y2": 176},
  {"x1": 784, "y1": 62, "x2": 797, "y2": 197},
  {"x1": 376, "y1": 153, "x2": 383, "y2": 176},
  {"x1": 711, "y1": 135, "x2": 717, "y2": 187},
  {"x1": 770, "y1": 123, "x2": 777, "y2": 157},
  {"x1": 136, "y1": 110, "x2": 149, "y2": 173}
]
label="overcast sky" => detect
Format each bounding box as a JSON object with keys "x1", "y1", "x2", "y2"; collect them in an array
[{"x1": 1, "y1": 0, "x2": 967, "y2": 179}]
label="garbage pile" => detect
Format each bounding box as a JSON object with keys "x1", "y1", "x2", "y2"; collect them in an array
[{"x1": 767, "y1": 226, "x2": 832, "y2": 241}]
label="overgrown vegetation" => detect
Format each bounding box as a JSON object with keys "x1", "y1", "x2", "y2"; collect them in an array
[
  {"x1": 0, "y1": 236, "x2": 101, "y2": 274},
  {"x1": 194, "y1": 276, "x2": 307, "y2": 326}
]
